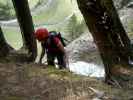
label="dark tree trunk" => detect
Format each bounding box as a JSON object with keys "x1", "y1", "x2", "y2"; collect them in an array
[
  {"x1": 101, "y1": 0, "x2": 132, "y2": 62},
  {"x1": 77, "y1": 0, "x2": 133, "y2": 82},
  {"x1": 12, "y1": 0, "x2": 37, "y2": 62},
  {"x1": 0, "y1": 26, "x2": 13, "y2": 57}
]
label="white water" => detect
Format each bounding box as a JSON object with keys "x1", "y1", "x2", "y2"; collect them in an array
[
  {"x1": 41, "y1": 57, "x2": 105, "y2": 78},
  {"x1": 68, "y1": 61, "x2": 105, "y2": 78}
]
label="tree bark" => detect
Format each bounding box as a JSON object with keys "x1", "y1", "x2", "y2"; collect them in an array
[
  {"x1": 77, "y1": 0, "x2": 133, "y2": 82},
  {"x1": 12, "y1": 0, "x2": 37, "y2": 62},
  {"x1": 101, "y1": 0, "x2": 132, "y2": 62}
]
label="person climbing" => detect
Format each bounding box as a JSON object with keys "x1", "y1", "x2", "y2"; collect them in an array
[{"x1": 35, "y1": 28, "x2": 67, "y2": 69}]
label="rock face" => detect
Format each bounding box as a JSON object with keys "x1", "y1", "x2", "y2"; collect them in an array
[
  {"x1": 113, "y1": 0, "x2": 131, "y2": 9},
  {"x1": 66, "y1": 33, "x2": 102, "y2": 64},
  {"x1": 113, "y1": 0, "x2": 133, "y2": 34}
]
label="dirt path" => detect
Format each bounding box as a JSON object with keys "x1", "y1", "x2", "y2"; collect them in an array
[{"x1": 0, "y1": 62, "x2": 133, "y2": 100}]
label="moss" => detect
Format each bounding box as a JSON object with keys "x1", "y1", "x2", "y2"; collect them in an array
[
  {"x1": 4, "y1": 96, "x2": 24, "y2": 100},
  {"x1": 46, "y1": 67, "x2": 84, "y2": 80},
  {"x1": 27, "y1": 64, "x2": 86, "y2": 81}
]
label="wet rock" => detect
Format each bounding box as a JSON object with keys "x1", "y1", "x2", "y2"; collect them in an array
[{"x1": 66, "y1": 33, "x2": 101, "y2": 64}]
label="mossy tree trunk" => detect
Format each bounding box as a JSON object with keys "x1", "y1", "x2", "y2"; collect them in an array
[
  {"x1": 12, "y1": 0, "x2": 37, "y2": 62},
  {"x1": 77, "y1": 0, "x2": 133, "y2": 83},
  {"x1": 0, "y1": 26, "x2": 13, "y2": 57}
]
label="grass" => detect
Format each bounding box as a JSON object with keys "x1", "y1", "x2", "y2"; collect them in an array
[
  {"x1": 0, "y1": 62, "x2": 132, "y2": 100},
  {"x1": 2, "y1": 26, "x2": 23, "y2": 50},
  {"x1": 27, "y1": 63, "x2": 86, "y2": 81},
  {"x1": 3, "y1": 96, "x2": 24, "y2": 100}
]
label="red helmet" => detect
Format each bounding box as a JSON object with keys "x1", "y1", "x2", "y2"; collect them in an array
[{"x1": 35, "y1": 28, "x2": 49, "y2": 41}]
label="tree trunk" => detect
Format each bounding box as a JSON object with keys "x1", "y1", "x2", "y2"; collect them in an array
[
  {"x1": 101, "y1": 0, "x2": 132, "y2": 62},
  {"x1": 12, "y1": 0, "x2": 37, "y2": 62},
  {"x1": 77, "y1": 0, "x2": 133, "y2": 82},
  {"x1": 0, "y1": 26, "x2": 13, "y2": 57}
]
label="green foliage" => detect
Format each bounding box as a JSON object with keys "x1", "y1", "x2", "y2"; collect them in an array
[
  {"x1": 66, "y1": 14, "x2": 87, "y2": 41},
  {"x1": 128, "y1": 20, "x2": 133, "y2": 32},
  {"x1": 0, "y1": 0, "x2": 42, "y2": 20},
  {"x1": 2, "y1": 26, "x2": 22, "y2": 49},
  {"x1": 27, "y1": 64, "x2": 85, "y2": 81},
  {"x1": 0, "y1": 1, "x2": 14, "y2": 20},
  {"x1": 33, "y1": 0, "x2": 73, "y2": 25},
  {"x1": 3, "y1": 96, "x2": 24, "y2": 100}
]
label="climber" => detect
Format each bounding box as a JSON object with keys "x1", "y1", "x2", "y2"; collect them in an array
[{"x1": 35, "y1": 28, "x2": 67, "y2": 69}]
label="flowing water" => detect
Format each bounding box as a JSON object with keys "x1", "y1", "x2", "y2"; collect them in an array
[{"x1": 69, "y1": 61, "x2": 105, "y2": 78}]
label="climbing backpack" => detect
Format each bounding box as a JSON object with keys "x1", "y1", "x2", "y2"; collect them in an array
[{"x1": 49, "y1": 31, "x2": 66, "y2": 47}]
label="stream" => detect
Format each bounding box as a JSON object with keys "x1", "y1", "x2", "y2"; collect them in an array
[{"x1": 69, "y1": 61, "x2": 105, "y2": 78}]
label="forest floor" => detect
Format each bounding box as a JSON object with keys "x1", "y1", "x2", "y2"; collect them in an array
[{"x1": 0, "y1": 62, "x2": 133, "y2": 100}]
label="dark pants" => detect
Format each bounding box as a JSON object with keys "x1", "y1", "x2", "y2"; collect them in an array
[{"x1": 47, "y1": 52, "x2": 66, "y2": 69}]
